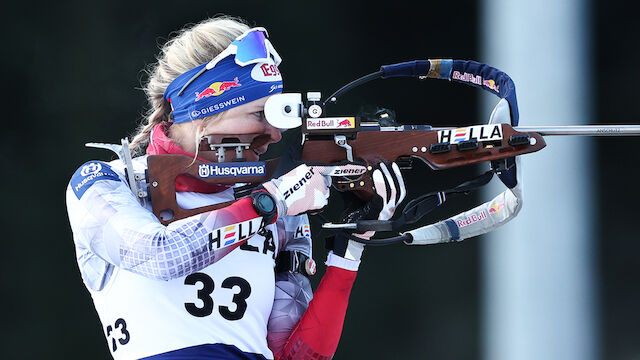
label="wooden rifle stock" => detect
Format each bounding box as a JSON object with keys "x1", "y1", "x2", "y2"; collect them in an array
[
  {"x1": 147, "y1": 155, "x2": 279, "y2": 225},
  {"x1": 302, "y1": 124, "x2": 545, "y2": 168},
  {"x1": 147, "y1": 124, "x2": 545, "y2": 225}
]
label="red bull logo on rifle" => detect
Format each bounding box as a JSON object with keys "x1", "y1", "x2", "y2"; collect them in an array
[
  {"x1": 195, "y1": 77, "x2": 242, "y2": 101},
  {"x1": 337, "y1": 119, "x2": 353, "y2": 128},
  {"x1": 306, "y1": 117, "x2": 355, "y2": 130}
]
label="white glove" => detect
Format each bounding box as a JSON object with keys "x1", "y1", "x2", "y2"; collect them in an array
[
  {"x1": 263, "y1": 163, "x2": 367, "y2": 217},
  {"x1": 357, "y1": 162, "x2": 407, "y2": 239},
  {"x1": 327, "y1": 162, "x2": 406, "y2": 269}
]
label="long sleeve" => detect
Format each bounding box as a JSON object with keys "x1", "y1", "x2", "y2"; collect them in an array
[
  {"x1": 265, "y1": 215, "x2": 360, "y2": 360},
  {"x1": 268, "y1": 271, "x2": 314, "y2": 357},
  {"x1": 66, "y1": 160, "x2": 264, "y2": 289},
  {"x1": 280, "y1": 265, "x2": 357, "y2": 359},
  {"x1": 267, "y1": 217, "x2": 315, "y2": 357}
]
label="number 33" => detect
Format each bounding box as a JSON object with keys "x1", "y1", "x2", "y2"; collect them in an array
[{"x1": 184, "y1": 273, "x2": 251, "y2": 320}]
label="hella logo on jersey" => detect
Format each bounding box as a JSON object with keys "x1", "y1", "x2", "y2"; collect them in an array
[
  {"x1": 437, "y1": 124, "x2": 503, "y2": 144},
  {"x1": 71, "y1": 161, "x2": 121, "y2": 199},
  {"x1": 306, "y1": 117, "x2": 355, "y2": 130},
  {"x1": 195, "y1": 77, "x2": 242, "y2": 101},
  {"x1": 208, "y1": 217, "x2": 263, "y2": 251},
  {"x1": 295, "y1": 224, "x2": 311, "y2": 238},
  {"x1": 251, "y1": 62, "x2": 282, "y2": 82},
  {"x1": 198, "y1": 162, "x2": 266, "y2": 178}
]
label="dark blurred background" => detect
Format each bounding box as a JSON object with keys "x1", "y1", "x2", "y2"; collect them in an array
[{"x1": 2, "y1": 0, "x2": 639, "y2": 359}]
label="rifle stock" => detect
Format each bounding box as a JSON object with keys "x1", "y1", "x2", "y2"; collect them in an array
[{"x1": 148, "y1": 124, "x2": 545, "y2": 224}]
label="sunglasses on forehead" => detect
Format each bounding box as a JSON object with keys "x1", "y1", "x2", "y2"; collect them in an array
[{"x1": 177, "y1": 27, "x2": 282, "y2": 96}]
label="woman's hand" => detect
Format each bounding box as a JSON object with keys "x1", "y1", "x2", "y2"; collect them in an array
[
  {"x1": 327, "y1": 162, "x2": 407, "y2": 264},
  {"x1": 262, "y1": 163, "x2": 367, "y2": 217},
  {"x1": 358, "y1": 162, "x2": 407, "y2": 238}
]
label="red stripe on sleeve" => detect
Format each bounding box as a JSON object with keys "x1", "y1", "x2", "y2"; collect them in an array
[{"x1": 279, "y1": 266, "x2": 357, "y2": 360}]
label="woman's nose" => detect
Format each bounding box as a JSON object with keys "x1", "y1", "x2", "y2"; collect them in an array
[{"x1": 264, "y1": 119, "x2": 282, "y2": 143}]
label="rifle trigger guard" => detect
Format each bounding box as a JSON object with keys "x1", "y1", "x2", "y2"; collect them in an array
[{"x1": 334, "y1": 135, "x2": 353, "y2": 162}]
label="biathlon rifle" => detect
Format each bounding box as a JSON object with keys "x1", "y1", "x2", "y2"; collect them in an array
[{"x1": 94, "y1": 59, "x2": 640, "y2": 246}]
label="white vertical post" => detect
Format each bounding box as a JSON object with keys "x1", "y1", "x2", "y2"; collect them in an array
[{"x1": 481, "y1": 1, "x2": 598, "y2": 360}]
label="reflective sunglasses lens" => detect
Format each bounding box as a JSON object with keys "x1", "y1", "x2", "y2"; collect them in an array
[{"x1": 234, "y1": 30, "x2": 268, "y2": 64}]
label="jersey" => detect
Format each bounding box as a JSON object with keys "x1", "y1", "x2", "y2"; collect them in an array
[{"x1": 66, "y1": 156, "x2": 311, "y2": 359}]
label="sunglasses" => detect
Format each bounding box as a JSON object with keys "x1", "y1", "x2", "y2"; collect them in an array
[{"x1": 177, "y1": 27, "x2": 282, "y2": 96}]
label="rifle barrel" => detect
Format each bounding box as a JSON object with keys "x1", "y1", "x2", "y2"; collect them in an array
[{"x1": 514, "y1": 125, "x2": 640, "y2": 136}]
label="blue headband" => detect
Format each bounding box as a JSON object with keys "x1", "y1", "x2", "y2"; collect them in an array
[{"x1": 164, "y1": 56, "x2": 283, "y2": 124}]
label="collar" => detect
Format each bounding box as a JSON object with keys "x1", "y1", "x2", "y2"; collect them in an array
[{"x1": 146, "y1": 122, "x2": 231, "y2": 193}]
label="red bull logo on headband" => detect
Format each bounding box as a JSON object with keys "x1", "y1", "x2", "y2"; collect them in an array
[
  {"x1": 195, "y1": 77, "x2": 242, "y2": 101},
  {"x1": 165, "y1": 55, "x2": 283, "y2": 124}
]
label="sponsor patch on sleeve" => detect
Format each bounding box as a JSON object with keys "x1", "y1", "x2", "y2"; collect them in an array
[
  {"x1": 70, "y1": 161, "x2": 121, "y2": 199},
  {"x1": 294, "y1": 224, "x2": 312, "y2": 239}
]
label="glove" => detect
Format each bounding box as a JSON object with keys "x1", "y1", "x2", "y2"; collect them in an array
[
  {"x1": 326, "y1": 162, "x2": 406, "y2": 269},
  {"x1": 263, "y1": 163, "x2": 367, "y2": 217},
  {"x1": 359, "y1": 162, "x2": 407, "y2": 238}
]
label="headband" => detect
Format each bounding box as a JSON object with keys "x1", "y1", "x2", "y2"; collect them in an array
[{"x1": 164, "y1": 55, "x2": 283, "y2": 124}]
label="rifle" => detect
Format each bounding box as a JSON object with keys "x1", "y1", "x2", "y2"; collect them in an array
[{"x1": 90, "y1": 59, "x2": 640, "y2": 245}]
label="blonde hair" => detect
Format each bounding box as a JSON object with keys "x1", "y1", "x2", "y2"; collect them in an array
[{"x1": 130, "y1": 16, "x2": 251, "y2": 155}]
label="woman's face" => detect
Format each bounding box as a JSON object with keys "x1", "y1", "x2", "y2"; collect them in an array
[{"x1": 170, "y1": 96, "x2": 282, "y2": 162}]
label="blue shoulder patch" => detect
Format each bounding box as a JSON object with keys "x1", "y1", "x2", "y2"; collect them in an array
[{"x1": 70, "y1": 161, "x2": 121, "y2": 199}]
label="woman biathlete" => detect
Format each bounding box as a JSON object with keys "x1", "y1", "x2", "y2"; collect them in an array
[{"x1": 66, "y1": 16, "x2": 405, "y2": 359}]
